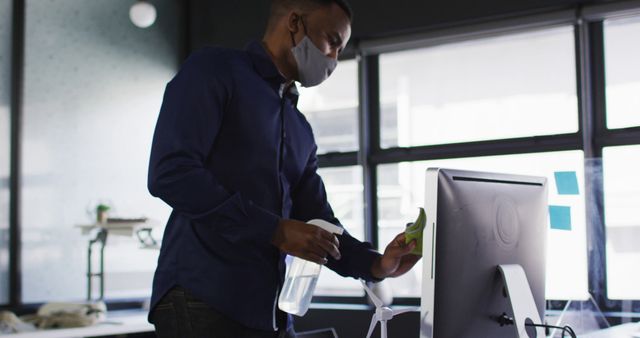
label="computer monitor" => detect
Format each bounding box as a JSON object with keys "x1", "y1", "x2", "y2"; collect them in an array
[{"x1": 421, "y1": 168, "x2": 548, "y2": 338}]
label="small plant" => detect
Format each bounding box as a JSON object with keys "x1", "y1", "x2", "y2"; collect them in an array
[
  {"x1": 96, "y1": 204, "x2": 110, "y2": 223},
  {"x1": 96, "y1": 204, "x2": 110, "y2": 213}
]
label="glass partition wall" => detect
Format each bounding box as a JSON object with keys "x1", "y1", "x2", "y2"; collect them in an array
[{"x1": 20, "y1": 0, "x2": 179, "y2": 302}]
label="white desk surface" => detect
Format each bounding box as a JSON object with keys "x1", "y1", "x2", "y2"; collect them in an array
[
  {"x1": 581, "y1": 322, "x2": 640, "y2": 338},
  {"x1": 4, "y1": 310, "x2": 153, "y2": 338}
]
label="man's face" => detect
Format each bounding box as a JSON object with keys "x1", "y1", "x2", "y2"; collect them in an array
[{"x1": 290, "y1": 3, "x2": 352, "y2": 60}]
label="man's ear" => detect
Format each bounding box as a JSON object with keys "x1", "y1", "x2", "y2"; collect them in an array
[{"x1": 286, "y1": 11, "x2": 301, "y2": 34}]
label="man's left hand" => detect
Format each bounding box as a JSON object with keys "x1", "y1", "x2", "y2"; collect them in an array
[{"x1": 370, "y1": 232, "x2": 421, "y2": 280}]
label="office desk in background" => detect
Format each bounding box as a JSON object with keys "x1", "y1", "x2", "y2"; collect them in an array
[
  {"x1": 4, "y1": 310, "x2": 153, "y2": 338},
  {"x1": 76, "y1": 220, "x2": 159, "y2": 301}
]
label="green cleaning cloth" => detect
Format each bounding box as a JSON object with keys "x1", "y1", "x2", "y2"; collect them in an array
[{"x1": 405, "y1": 207, "x2": 426, "y2": 256}]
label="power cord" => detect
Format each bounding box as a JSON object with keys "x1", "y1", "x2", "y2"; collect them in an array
[
  {"x1": 526, "y1": 322, "x2": 577, "y2": 338},
  {"x1": 496, "y1": 313, "x2": 577, "y2": 338}
]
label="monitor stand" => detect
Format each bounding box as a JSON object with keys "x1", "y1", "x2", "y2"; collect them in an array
[{"x1": 498, "y1": 264, "x2": 546, "y2": 338}]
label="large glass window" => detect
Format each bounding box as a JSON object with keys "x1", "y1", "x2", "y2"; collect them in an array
[
  {"x1": 604, "y1": 17, "x2": 640, "y2": 129},
  {"x1": 379, "y1": 26, "x2": 578, "y2": 148},
  {"x1": 315, "y1": 165, "x2": 364, "y2": 296},
  {"x1": 299, "y1": 59, "x2": 362, "y2": 296},
  {"x1": 0, "y1": 0, "x2": 12, "y2": 305},
  {"x1": 603, "y1": 145, "x2": 640, "y2": 299},
  {"x1": 298, "y1": 60, "x2": 359, "y2": 154},
  {"x1": 21, "y1": 0, "x2": 178, "y2": 302},
  {"x1": 377, "y1": 151, "x2": 588, "y2": 300},
  {"x1": 318, "y1": 166, "x2": 365, "y2": 241}
]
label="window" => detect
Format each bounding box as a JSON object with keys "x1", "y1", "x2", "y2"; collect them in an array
[
  {"x1": 318, "y1": 166, "x2": 365, "y2": 242},
  {"x1": 20, "y1": 0, "x2": 177, "y2": 302},
  {"x1": 377, "y1": 151, "x2": 589, "y2": 299},
  {"x1": 602, "y1": 15, "x2": 640, "y2": 301},
  {"x1": 315, "y1": 166, "x2": 364, "y2": 296},
  {"x1": 379, "y1": 27, "x2": 578, "y2": 148},
  {"x1": 604, "y1": 17, "x2": 640, "y2": 129},
  {"x1": 298, "y1": 60, "x2": 359, "y2": 154},
  {"x1": 299, "y1": 58, "x2": 363, "y2": 297},
  {"x1": 0, "y1": 0, "x2": 12, "y2": 305},
  {"x1": 603, "y1": 145, "x2": 640, "y2": 299},
  {"x1": 375, "y1": 26, "x2": 586, "y2": 300}
]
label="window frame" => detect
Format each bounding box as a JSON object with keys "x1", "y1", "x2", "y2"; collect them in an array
[{"x1": 6, "y1": 0, "x2": 23, "y2": 309}]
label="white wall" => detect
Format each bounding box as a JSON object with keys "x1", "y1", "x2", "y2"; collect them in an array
[{"x1": 21, "y1": 0, "x2": 180, "y2": 302}]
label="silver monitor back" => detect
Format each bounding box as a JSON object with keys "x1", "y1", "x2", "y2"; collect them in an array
[{"x1": 421, "y1": 168, "x2": 548, "y2": 338}]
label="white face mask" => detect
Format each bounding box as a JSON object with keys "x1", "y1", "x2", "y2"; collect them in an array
[{"x1": 291, "y1": 33, "x2": 338, "y2": 87}]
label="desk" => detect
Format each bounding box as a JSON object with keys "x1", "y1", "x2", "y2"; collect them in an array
[
  {"x1": 4, "y1": 311, "x2": 153, "y2": 338},
  {"x1": 581, "y1": 322, "x2": 640, "y2": 338},
  {"x1": 76, "y1": 221, "x2": 159, "y2": 300}
]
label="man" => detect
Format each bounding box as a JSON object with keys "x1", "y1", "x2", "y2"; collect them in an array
[{"x1": 147, "y1": 0, "x2": 421, "y2": 337}]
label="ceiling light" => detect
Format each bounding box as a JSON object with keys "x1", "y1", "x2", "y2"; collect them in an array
[{"x1": 129, "y1": 1, "x2": 157, "y2": 29}]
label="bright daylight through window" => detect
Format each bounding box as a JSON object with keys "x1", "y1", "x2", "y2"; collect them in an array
[
  {"x1": 377, "y1": 151, "x2": 589, "y2": 299},
  {"x1": 379, "y1": 26, "x2": 578, "y2": 148},
  {"x1": 315, "y1": 166, "x2": 364, "y2": 296},
  {"x1": 298, "y1": 60, "x2": 359, "y2": 154},
  {"x1": 604, "y1": 17, "x2": 640, "y2": 129},
  {"x1": 298, "y1": 60, "x2": 364, "y2": 296},
  {"x1": 376, "y1": 26, "x2": 586, "y2": 300},
  {"x1": 603, "y1": 145, "x2": 640, "y2": 299}
]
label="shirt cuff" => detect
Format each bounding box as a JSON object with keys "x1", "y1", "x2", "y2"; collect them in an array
[{"x1": 358, "y1": 248, "x2": 384, "y2": 283}]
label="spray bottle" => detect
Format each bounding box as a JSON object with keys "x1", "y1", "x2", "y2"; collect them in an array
[{"x1": 278, "y1": 219, "x2": 344, "y2": 316}]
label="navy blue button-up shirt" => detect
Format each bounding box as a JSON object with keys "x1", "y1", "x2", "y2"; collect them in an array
[{"x1": 147, "y1": 41, "x2": 382, "y2": 331}]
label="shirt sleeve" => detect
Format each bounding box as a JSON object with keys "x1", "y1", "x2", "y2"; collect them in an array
[
  {"x1": 290, "y1": 144, "x2": 383, "y2": 282},
  {"x1": 147, "y1": 50, "x2": 280, "y2": 244}
]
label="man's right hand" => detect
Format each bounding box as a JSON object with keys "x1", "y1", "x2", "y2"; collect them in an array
[{"x1": 271, "y1": 219, "x2": 341, "y2": 265}]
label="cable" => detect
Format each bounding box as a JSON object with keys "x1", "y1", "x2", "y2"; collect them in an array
[
  {"x1": 525, "y1": 322, "x2": 577, "y2": 338},
  {"x1": 496, "y1": 313, "x2": 577, "y2": 338}
]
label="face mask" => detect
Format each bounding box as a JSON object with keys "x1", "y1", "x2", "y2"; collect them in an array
[{"x1": 291, "y1": 28, "x2": 338, "y2": 87}]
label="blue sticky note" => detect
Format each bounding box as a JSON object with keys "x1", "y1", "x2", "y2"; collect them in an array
[
  {"x1": 549, "y1": 206, "x2": 572, "y2": 231},
  {"x1": 554, "y1": 171, "x2": 580, "y2": 195}
]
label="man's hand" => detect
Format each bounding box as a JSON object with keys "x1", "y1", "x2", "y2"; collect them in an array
[
  {"x1": 271, "y1": 219, "x2": 341, "y2": 265},
  {"x1": 371, "y1": 232, "x2": 421, "y2": 279}
]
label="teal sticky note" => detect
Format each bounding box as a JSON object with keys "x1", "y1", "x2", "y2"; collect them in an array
[
  {"x1": 549, "y1": 205, "x2": 572, "y2": 231},
  {"x1": 554, "y1": 171, "x2": 580, "y2": 195}
]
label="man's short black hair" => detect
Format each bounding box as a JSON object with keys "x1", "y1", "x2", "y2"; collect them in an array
[{"x1": 270, "y1": 0, "x2": 353, "y2": 21}]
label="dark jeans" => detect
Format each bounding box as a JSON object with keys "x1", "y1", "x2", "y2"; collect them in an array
[{"x1": 150, "y1": 286, "x2": 296, "y2": 338}]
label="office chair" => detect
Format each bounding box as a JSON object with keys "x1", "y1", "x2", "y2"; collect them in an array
[{"x1": 295, "y1": 327, "x2": 338, "y2": 338}]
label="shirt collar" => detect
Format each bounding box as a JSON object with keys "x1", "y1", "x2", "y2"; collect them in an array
[
  {"x1": 245, "y1": 40, "x2": 286, "y2": 83},
  {"x1": 282, "y1": 83, "x2": 299, "y2": 106},
  {"x1": 246, "y1": 40, "x2": 299, "y2": 104}
]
